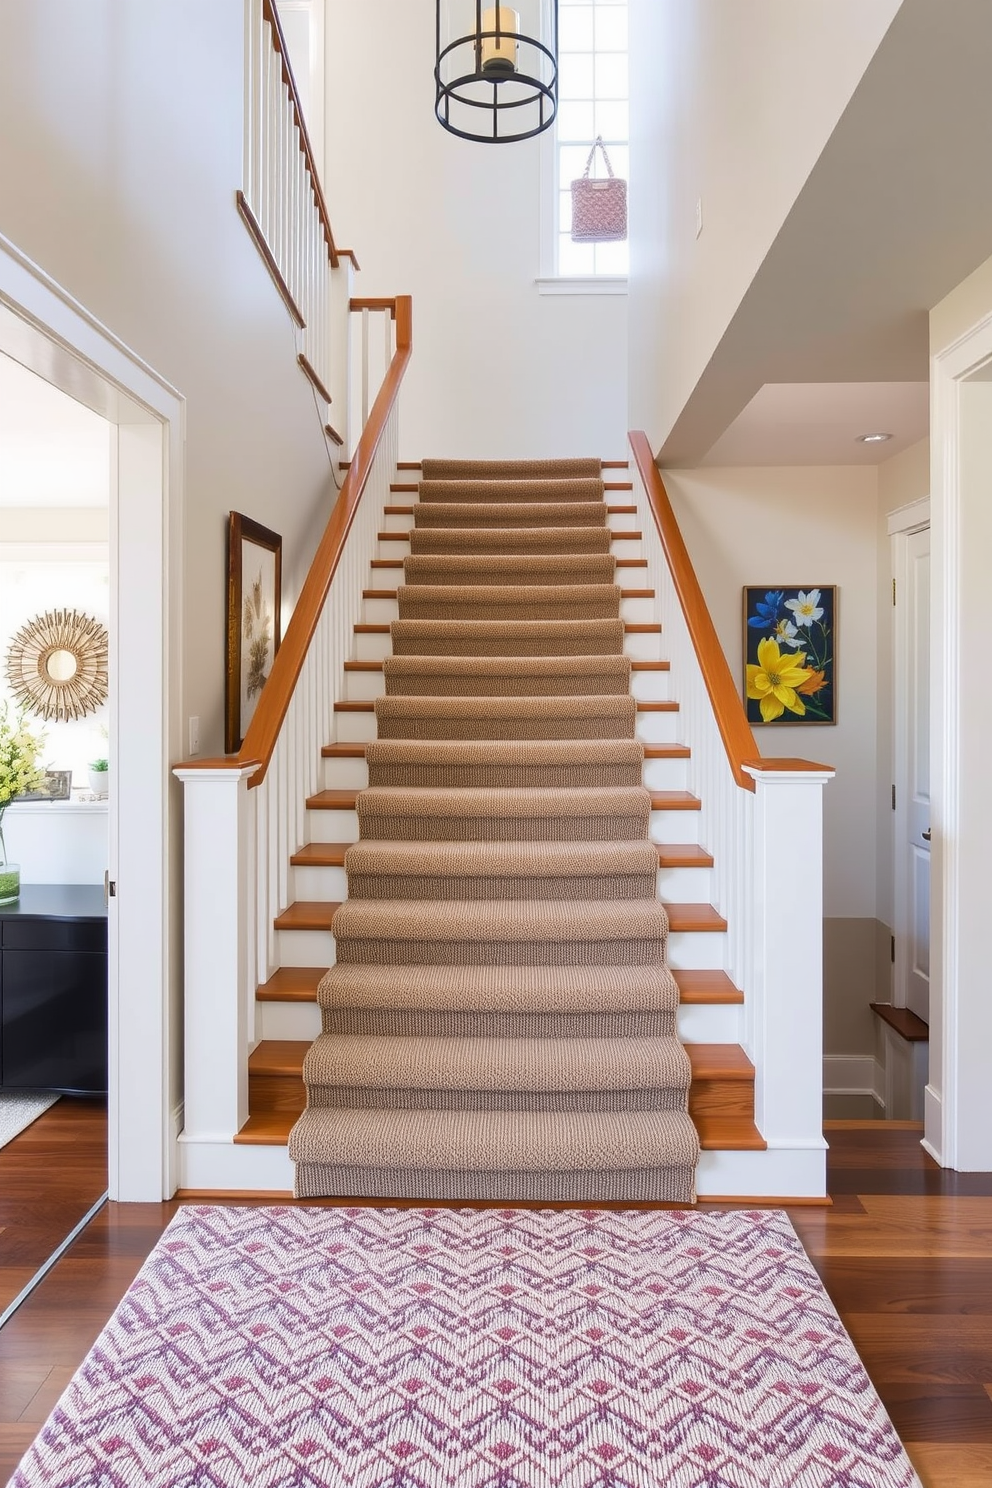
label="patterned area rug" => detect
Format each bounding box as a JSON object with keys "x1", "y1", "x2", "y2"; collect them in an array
[
  {"x1": 0, "y1": 1092, "x2": 58, "y2": 1151},
  {"x1": 12, "y1": 1205, "x2": 921, "y2": 1487}
]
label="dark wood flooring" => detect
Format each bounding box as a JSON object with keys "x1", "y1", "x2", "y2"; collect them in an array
[
  {"x1": 0, "y1": 1098, "x2": 107, "y2": 1316},
  {"x1": 1, "y1": 1118, "x2": 991, "y2": 1486}
]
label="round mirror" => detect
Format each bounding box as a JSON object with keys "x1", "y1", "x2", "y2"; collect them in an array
[{"x1": 45, "y1": 648, "x2": 79, "y2": 683}]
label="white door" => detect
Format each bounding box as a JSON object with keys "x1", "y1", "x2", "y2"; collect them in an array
[{"x1": 894, "y1": 524, "x2": 930, "y2": 1022}]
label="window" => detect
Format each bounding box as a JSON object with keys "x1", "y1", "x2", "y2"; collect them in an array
[{"x1": 554, "y1": 0, "x2": 628, "y2": 279}]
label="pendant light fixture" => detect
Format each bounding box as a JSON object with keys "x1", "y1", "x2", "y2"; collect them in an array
[{"x1": 435, "y1": 0, "x2": 558, "y2": 143}]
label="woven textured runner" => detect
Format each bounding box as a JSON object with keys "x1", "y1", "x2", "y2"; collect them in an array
[{"x1": 13, "y1": 1204, "x2": 921, "y2": 1488}]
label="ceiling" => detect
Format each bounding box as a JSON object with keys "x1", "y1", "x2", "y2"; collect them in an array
[
  {"x1": 0, "y1": 352, "x2": 111, "y2": 509},
  {"x1": 660, "y1": 0, "x2": 992, "y2": 466},
  {"x1": 699, "y1": 381, "x2": 929, "y2": 467}
]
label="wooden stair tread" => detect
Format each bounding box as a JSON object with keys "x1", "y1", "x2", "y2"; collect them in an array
[
  {"x1": 248, "y1": 1040, "x2": 751, "y2": 1084},
  {"x1": 657, "y1": 844, "x2": 713, "y2": 868},
  {"x1": 293, "y1": 841, "x2": 709, "y2": 870},
  {"x1": 243, "y1": 1113, "x2": 770, "y2": 1153},
  {"x1": 342, "y1": 658, "x2": 669, "y2": 674},
  {"x1": 362, "y1": 587, "x2": 655, "y2": 600},
  {"x1": 290, "y1": 842, "x2": 350, "y2": 866},
  {"x1": 607, "y1": 505, "x2": 636, "y2": 515},
  {"x1": 384, "y1": 505, "x2": 415, "y2": 515},
  {"x1": 256, "y1": 967, "x2": 327, "y2": 1002},
  {"x1": 353, "y1": 622, "x2": 659, "y2": 635},
  {"x1": 249, "y1": 1040, "x2": 312, "y2": 1075},
  {"x1": 673, "y1": 970, "x2": 744, "y2": 1005},
  {"x1": 323, "y1": 742, "x2": 688, "y2": 759},
  {"x1": 256, "y1": 966, "x2": 742, "y2": 1009},
  {"x1": 695, "y1": 1116, "x2": 766, "y2": 1151},
  {"x1": 307, "y1": 787, "x2": 699, "y2": 811},
  {"x1": 666, "y1": 904, "x2": 727, "y2": 933},
  {"x1": 393, "y1": 460, "x2": 630, "y2": 471},
  {"x1": 273, "y1": 901, "x2": 341, "y2": 931},
  {"x1": 870, "y1": 1002, "x2": 929, "y2": 1041},
  {"x1": 378, "y1": 530, "x2": 645, "y2": 543},
  {"x1": 333, "y1": 699, "x2": 680, "y2": 713}
]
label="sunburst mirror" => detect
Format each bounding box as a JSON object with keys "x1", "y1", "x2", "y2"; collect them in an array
[{"x1": 5, "y1": 609, "x2": 109, "y2": 722}]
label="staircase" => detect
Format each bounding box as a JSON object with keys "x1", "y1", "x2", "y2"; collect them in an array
[{"x1": 235, "y1": 457, "x2": 766, "y2": 1202}]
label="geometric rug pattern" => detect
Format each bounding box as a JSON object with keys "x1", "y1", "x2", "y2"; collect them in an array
[{"x1": 12, "y1": 1204, "x2": 921, "y2": 1487}]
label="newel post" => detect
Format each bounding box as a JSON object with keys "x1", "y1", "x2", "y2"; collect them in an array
[
  {"x1": 744, "y1": 762, "x2": 835, "y2": 1186},
  {"x1": 173, "y1": 761, "x2": 258, "y2": 1144}
]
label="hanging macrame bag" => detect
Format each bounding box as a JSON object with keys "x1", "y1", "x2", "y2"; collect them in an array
[{"x1": 570, "y1": 137, "x2": 627, "y2": 243}]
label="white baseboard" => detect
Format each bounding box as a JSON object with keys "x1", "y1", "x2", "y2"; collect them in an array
[{"x1": 823, "y1": 1055, "x2": 885, "y2": 1108}]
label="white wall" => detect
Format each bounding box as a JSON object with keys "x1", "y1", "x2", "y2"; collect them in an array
[
  {"x1": 627, "y1": 0, "x2": 902, "y2": 450},
  {"x1": 323, "y1": 0, "x2": 628, "y2": 460},
  {"x1": 0, "y1": 0, "x2": 339, "y2": 758}
]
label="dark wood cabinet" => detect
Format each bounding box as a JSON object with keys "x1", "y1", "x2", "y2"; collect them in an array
[{"x1": 0, "y1": 885, "x2": 107, "y2": 1095}]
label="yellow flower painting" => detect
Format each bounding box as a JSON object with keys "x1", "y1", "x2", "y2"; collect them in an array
[{"x1": 743, "y1": 586, "x2": 836, "y2": 724}]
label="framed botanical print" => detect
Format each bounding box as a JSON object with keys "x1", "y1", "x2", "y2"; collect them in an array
[
  {"x1": 226, "y1": 513, "x2": 282, "y2": 753},
  {"x1": 743, "y1": 586, "x2": 836, "y2": 725}
]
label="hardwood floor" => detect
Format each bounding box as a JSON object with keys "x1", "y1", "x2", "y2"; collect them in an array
[
  {"x1": 1, "y1": 1120, "x2": 990, "y2": 1486},
  {"x1": 0, "y1": 1099, "x2": 107, "y2": 1317}
]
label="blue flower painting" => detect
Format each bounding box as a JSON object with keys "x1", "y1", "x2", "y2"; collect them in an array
[{"x1": 743, "y1": 585, "x2": 836, "y2": 725}]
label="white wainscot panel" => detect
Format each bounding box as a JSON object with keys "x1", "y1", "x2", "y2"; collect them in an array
[{"x1": 2, "y1": 801, "x2": 108, "y2": 884}]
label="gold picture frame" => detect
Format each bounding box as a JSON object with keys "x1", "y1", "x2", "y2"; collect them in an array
[
  {"x1": 4, "y1": 609, "x2": 109, "y2": 722},
  {"x1": 225, "y1": 513, "x2": 282, "y2": 753}
]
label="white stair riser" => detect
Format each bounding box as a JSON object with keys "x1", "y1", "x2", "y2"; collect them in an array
[
  {"x1": 256, "y1": 993, "x2": 739, "y2": 1046},
  {"x1": 308, "y1": 805, "x2": 692, "y2": 844},
  {"x1": 650, "y1": 808, "x2": 701, "y2": 839},
  {"x1": 275, "y1": 923, "x2": 723, "y2": 972},
  {"x1": 336, "y1": 711, "x2": 680, "y2": 746},
  {"x1": 334, "y1": 710, "x2": 377, "y2": 743},
  {"x1": 292, "y1": 863, "x2": 711, "y2": 904},
  {"x1": 607, "y1": 511, "x2": 636, "y2": 532},
  {"x1": 309, "y1": 808, "x2": 359, "y2": 841},
  {"x1": 677, "y1": 1002, "x2": 741, "y2": 1042},
  {"x1": 258, "y1": 999, "x2": 322, "y2": 1041},
  {"x1": 353, "y1": 629, "x2": 662, "y2": 661},
  {"x1": 181, "y1": 1142, "x2": 825, "y2": 1203},
  {"x1": 354, "y1": 630, "x2": 393, "y2": 660},
  {"x1": 322, "y1": 757, "x2": 370, "y2": 790},
  {"x1": 322, "y1": 756, "x2": 686, "y2": 791},
  {"x1": 275, "y1": 928, "x2": 336, "y2": 967},
  {"x1": 666, "y1": 929, "x2": 726, "y2": 970},
  {"x1": 377, "y1": 538, "x2": 409, "y2": 558},
  {"x1": 345, "y1": 670, "x2": 670, "y2": 703},
  {"x1": 383, "y1": 510, "x2": 414, "y2": 532},
  {"x1": 362, "y1": 595, "x2": 655, "y2": 624},
  {"x1": 641, "y1": 756, "x2": 687, "y2": 790},
  {"x1": 635, "y1": 711, "x2": 679, "y2": 743},
  {"x1": 293, "y1": 864, "x2": 348, "y2": 900},
  {"x1": 624, "y1": 631, "x2": 662, "y2": 661}
]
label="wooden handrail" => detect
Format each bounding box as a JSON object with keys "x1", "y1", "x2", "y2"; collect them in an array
[
  {"x1": 237, "y1": 296, "x2": 413, "y2": 787},
  {"x1": 236, "y1": 192, "x2": 306, "y2": 328},
  {"x1": 350, "y1": 297, "x2": 400, "y2": 319},
  {"x1": 628, "y1": 430, "x2": 830, "y2": 791},
  {"x1": 261, "y1": 0, "x2": 339, "y2": 269}
]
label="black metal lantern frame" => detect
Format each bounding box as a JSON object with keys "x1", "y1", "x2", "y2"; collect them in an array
[{"x1": 435, "y1": 1, "x2": 558, "y2": 144}]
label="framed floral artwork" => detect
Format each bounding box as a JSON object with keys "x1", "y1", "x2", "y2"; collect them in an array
[
  {"x1": 743, "y1": 586, "x2": 836, "y2": 725},
  {"x1": 225, "y1": 513, "x2": 282, "y2": 753}
]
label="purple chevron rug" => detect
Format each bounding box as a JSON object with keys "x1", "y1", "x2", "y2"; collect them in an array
[{"x1": 13, "y1": 1204, "x2": 920, "y2": 1488}]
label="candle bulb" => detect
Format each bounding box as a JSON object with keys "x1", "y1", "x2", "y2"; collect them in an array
[{"x1": 480, "y1": 6, "x2": 519, "y2": 75}]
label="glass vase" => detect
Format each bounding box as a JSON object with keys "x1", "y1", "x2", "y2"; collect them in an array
[{"x1": 0, "y1": 816, "x2": 19, "y2": 904}]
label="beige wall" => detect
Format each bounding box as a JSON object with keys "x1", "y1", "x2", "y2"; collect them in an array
[
  {"x1": 323, "y1": 0, "x2": 628, "y2": 460},
  {"x1": 663, "y1": 463, "x2": 888, "y2": 1075},
  {"x1": 627, "y1": 0, "x2": 902, "y2": 450},
  {"x1": 0, "y1": 0, "x2": 338, "y2": 757}
]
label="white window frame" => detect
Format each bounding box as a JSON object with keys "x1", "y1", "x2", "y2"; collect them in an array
[{"x1": 537, "y1": 0, "x2": 628, "y2": 296}]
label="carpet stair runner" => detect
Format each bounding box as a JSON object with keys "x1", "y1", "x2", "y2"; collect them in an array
[{"x1": 244, "y1": 457, "x2": 763, "y2": 1200}]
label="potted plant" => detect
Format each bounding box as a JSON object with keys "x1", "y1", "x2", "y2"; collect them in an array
[
  {"x1": 88, "y1": 757, "x2": 109, "y2": 799},
  {"x1": 0, "y1": 702, "x2": 47, "y2": 904}
]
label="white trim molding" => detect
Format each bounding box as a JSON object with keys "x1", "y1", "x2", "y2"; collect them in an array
[
  {"x1": 0, "y1": 228, "x2": 185, "y2": 1202},
  {"x1": 930, "y1": 298, "x2": 992, "y2": 1171},
  {"x1": 887, "y1": 496, "x2": 931, "y2": 536},
  {"x1": 535, "y1": 276, "x2": 628, "y2": 296}
]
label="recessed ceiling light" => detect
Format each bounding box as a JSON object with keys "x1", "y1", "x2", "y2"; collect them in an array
[{"x1": 856, "y1": 432, "x2": 893, "y2": 444}]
